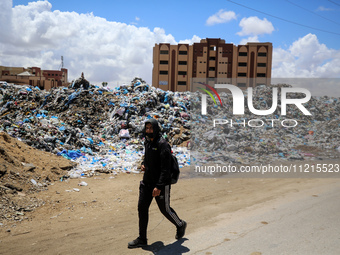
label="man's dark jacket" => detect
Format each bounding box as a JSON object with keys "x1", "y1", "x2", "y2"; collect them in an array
[{"x1": 142, "y1": 118, "x2": 171, "y2": 189}]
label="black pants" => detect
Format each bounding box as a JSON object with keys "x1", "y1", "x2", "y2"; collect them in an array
[{"x1": 138, "y1": 181, "x2": 182, "y2": 240}]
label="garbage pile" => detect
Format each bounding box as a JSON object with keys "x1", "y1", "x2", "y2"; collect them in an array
[
  {"x1": 0, "y1": 79, "x2": 191, "y2": 178},
  {"x1": 190, "y1": 84, "x2": 340, "y2": 165},
  {"x1": 70, "y1": 72, "x2": 90, "y2": 90},
  {"x1": 0, "y1": 78, "x2": 192, "y2": 223}
]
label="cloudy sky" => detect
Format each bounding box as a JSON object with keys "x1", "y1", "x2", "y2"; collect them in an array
[{"x1": 1, "y1": 0, "x2": 340, "y2": 87}]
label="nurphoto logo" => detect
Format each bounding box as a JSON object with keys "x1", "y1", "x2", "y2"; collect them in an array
[{"x1": 199, "y1": 83, "x2": 312, "y2": 128}]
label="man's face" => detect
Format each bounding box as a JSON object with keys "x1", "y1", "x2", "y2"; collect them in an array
[{"x1": 145, "y1": 123, "x2": 154, "y2": 140}]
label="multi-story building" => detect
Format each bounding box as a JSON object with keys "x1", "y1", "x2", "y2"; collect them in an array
[
  {"x1": 0, "y1": 66, "x2": 68, "y2": 90},
  {"x1": 152, "y1": 38, "x2": 272, "y2": 91}
]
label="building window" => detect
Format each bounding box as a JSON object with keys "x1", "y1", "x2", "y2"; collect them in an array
[
  {"x1": 209, "y1": 57, "x2": 216, "y2": 60},
  {"x1": 159, "y1": 81, "x2": 168, "y2": 85},
  {"x1": 238, "y1": 83, "x2": 247, "y2": 87},
  {"x1": 179, "y1": 51, "x2": 187, "y2": 55},
  {"x1": 238, "y1": 73, "x2": 247, "y2": 77},
  {"x1": 178, "y1": 71, "x2": 187, "y2": 75},
  {"x1": 160, "y1": 71, "x2": 168, "y2": 75},
  {"x1": 257, "y1": 73, "x2": 266, "y2": 77},
  {"x1": 179, "y1": 61, "x2": 187, "y2": 65},
  {"x1": 160, "y1": 60, "x2": 168, "y2": 65},
  {"x1": 210, "y1": 46, "x2": 216, "y2": 51},
  {"x1": 238, "y1": 62, "x2": 247, "y2": 67},
  {"x1": 239, "y1": 52, "x2": 247, "y2": 56},
  {"x1": 258, "y1": 52, "x2": 267, "y2": 57},
  {"x1": 209, "y1": 67, "x2": 215, "y2": 71},
  {"x1": 178, "y1": 81, "x2": 187, "y2": 86},
  {"x1": 257, "y1": 63, "x2": 266, "y2": 67},
  {"x1": 160, "y1": 50, "x2": 168, "y2": 54}
]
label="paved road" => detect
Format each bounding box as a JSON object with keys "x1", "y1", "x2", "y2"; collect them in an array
[{"x1": 156, "y1": 180, "x2": 340, "y2": 255}]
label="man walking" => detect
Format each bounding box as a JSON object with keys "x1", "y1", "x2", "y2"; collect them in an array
[{"x1": 128, "y1": 118, "x2": 187, "y2": 248}]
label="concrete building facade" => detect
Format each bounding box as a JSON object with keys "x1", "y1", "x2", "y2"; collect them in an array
[
  {"x1": 152, "y1": 38, "x2": 272, "y2": 91},
  {"x1": 0, "y1": 66, "x2": 68, "y2": 90}
]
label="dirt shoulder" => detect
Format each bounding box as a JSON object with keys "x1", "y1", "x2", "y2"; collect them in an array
[
  {"x1": 0, "y1": 132, "x2": 75, "y2": 223},
  {"x1": 1, "y1": 170, "x2": 339, "y2": 255}
]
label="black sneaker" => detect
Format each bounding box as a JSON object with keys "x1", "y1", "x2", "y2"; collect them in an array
[
  {"x1": 176, "y1": 220, "x2": 187, "y2": 240},
  {"x1": 128, "y1": 237, "x2": 147, "y2": 249}
]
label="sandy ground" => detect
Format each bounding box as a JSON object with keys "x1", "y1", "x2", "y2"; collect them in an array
[{"x1": 1, "y1": 164, "x2": 339, "y2": 255}]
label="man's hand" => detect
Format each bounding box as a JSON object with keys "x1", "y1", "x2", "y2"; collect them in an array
[
  {"x1": 141, "y1": 165, "x2": 145, "y2": 172},
  {"x1": 152, "y1": 187, "x2": 161, "y2": 197}
]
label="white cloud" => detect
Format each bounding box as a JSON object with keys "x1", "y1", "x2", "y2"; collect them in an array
[
  {"x1": 239, "y1": 36, "x2": 259, "y2": 45},
  {"x1": 0, "y1": 0, "x2": 178, "y2": 86},
  {"x1": 135, "y1": 16, "x2": 140, "y2": 21},
  {"x1": 206, "y1": 9, "x2": 236, "y2": 26},
  {"x1": 272, "y1": 34, "x2": 340, "y2": 78},
  {"x1": 179, "y1": 35, "x2": 201, "y2": 45},
  {"x1": 237, "y1": 16, "x2": 274, "y2": 36},
  {"x1": 316, "y1": 6, "x2": 334, "y2": 11},
  {"x1": 0, "y1": 0, "x2": 13, "y2": 43}
]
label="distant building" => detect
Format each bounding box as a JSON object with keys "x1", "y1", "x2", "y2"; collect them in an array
[
  {"x1": 0, "y1": 66, "x2": 68, "y2": 90},
  {"x1": 152, "y1": 38, "x2": 273, "y2": 91}
]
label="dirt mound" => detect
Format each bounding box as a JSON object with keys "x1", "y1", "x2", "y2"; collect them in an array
[{"x1": 0, "y1": 132, "x2": 75, "y2": 222}]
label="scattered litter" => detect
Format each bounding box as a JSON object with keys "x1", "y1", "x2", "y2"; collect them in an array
[{"x1": 78, "y1": 181, "x2": 88, "y2": 186}]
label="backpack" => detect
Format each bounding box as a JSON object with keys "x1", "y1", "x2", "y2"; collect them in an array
[
  {"x1": 156, "y1": 138, "x2": 180, "y2": 184},
  {"x1": 170, "y1": 152, "x2": 180, "y2": 184}
]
